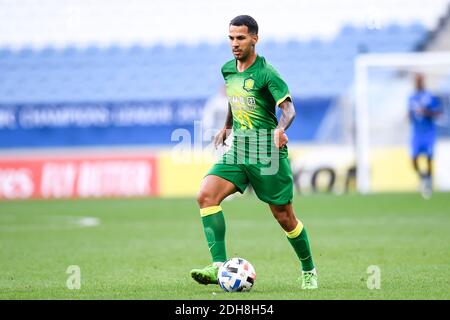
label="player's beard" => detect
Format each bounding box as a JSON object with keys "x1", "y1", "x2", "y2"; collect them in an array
[{"x1": 234, "y1": 47, "x2": 252, "y2": 62}]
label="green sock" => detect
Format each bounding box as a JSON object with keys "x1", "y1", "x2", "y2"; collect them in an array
[
  {"x1": 200, "y1": 206, "x2": 227, "y2": 263},
  {"x1": 286, "y1": 221, "x2": 315, "y2": 272}
]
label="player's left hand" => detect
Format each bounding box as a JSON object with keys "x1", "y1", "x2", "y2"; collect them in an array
[{"x1": 274, "y1": 128, "x2": 288, "y2": 148}]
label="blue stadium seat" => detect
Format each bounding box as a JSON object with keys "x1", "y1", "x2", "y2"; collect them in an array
[{"x1": 0, "y1": 23, "x2": 430, "y2": 104}]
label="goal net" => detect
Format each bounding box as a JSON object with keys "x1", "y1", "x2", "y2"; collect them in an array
[{"x1": 354, "y1": 52, "x2": 450, "y2": 193}]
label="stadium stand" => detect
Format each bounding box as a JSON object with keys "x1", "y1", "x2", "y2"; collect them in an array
[
  {"x1": 0, "y1": 23, "x2": 434, "y2": 145},
  {"x1": 0, "y1": 0, "x2": 449, "y2": 146},
  {"x1": 1, "y1": 0, "x2": 450, "y2": 197},
  {"x1": 0, "y1": 24, "x2": 429, "y2": 101}
]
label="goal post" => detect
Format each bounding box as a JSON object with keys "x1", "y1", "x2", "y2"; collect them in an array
[{"x1": 354, "y1": 51, "x2": 450, "y2": 194}]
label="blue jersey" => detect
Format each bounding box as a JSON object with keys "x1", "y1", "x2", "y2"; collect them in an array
[{"x1": 408, "y1": 90, "x2": 440, "y2": 139}]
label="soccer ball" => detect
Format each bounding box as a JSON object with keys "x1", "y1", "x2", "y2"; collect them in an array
[{"x1": 218, "y1": 257, "x2": 256, "y2": 292}]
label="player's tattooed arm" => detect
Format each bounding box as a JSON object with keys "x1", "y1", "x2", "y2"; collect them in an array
[
  {"x1": 214, "y1": 103, "x2": 233, "y2": 148},
  {"x1": 277, "y1": 99, "x2": 296, "y2": 131},
  {"x1": 274, "y1": 99, "x2": 296, "y2": 148}
]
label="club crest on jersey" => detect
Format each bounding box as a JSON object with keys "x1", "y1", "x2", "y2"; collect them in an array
[{"x1": 243, "y1": 78, "x2": 255, "y2": 92}]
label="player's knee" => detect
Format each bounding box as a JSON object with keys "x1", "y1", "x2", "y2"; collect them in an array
[
  {"x1": 196, "y1": 190, "x2": 217, "y2": 208},
  {"x1": 272, "y1": 210, "x2": 294, "y2": 229},
  {"x1": 275, "y1": 213, "x2": 290, "y2": 226}
]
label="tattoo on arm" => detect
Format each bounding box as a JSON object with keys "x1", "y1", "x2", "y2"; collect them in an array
[{"x1": 277, "y1": 99, "x2": 296, "y2": 131}]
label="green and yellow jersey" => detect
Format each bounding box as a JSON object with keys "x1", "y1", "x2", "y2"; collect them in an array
[{"x1": 221, "y1": 55, "x2": 291, "y2": 161}]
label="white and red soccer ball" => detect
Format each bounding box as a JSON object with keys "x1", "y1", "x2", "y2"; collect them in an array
[{"x1": 218, "y1": 257, "x2": 256, "y2": 292}]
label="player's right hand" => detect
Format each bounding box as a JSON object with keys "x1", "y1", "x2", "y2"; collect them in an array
[{"x1": 214, "y1": 127, "x2": 231, "y2": 148}]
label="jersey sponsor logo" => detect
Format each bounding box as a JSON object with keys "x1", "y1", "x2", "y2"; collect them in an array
[
  {"x1": 228, "y1": 95, "x2": 256, "y2": 110},
  {"x1": 247, "y1": 97, "x2": 256, "y2": 106},
  {"x1": 243, "y1": 78, "x2": 255, "y2": 92}
]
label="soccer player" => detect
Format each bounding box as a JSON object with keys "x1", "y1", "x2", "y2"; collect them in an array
[
  {"x1": 408, "y1": 73, "x2": 441, "y2": 199},
  {"x1": 190, "y1": 15, "x2": 318, "y2": 289}
]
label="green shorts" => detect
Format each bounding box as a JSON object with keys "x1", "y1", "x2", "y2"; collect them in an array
[{"x1": 206, "y1": 157, "x2": 294, "y2": 205}]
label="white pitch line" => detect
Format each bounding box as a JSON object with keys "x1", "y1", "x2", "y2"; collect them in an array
[{"x1": 75, "y1": 217, "x2": 100, "y2": 227}]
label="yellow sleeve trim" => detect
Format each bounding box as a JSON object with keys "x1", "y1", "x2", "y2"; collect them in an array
[
  {"x1": 276, "y1": 94, "x2": 292, "y2": 107},
  {"x1": 285, "y1": 220, "x2": 304, "y2": 238},
  {"x1": 200, "y1": 206, "x2": 222, "y2": 217}
]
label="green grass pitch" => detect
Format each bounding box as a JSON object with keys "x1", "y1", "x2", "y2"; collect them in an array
[{"x1": 1, "y1": 193, "x2": 449, "y2": 299}]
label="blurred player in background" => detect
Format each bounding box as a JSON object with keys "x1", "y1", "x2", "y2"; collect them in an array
[
  {"x1": 408, "y1": 73, "x2": 442, "y2": 199},
  {"x1": 190, "y1": 15, "x2": 318, "y2": 290}
]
